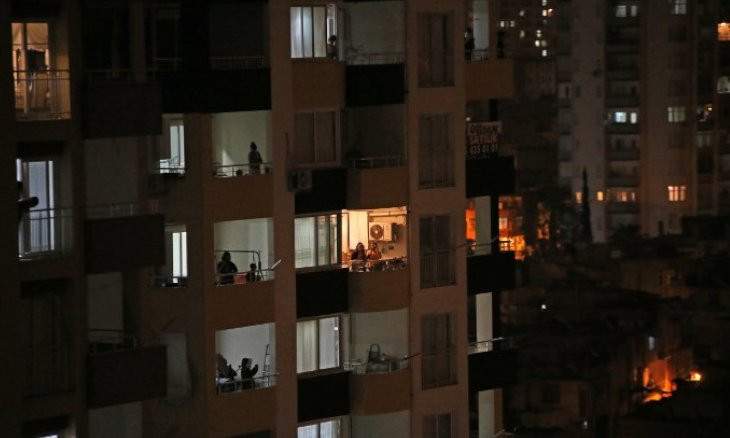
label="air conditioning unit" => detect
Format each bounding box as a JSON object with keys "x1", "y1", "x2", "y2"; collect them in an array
[
  {"x1": 369, "y1": 222, "x2": 393, "y2": 242},
  {"x1": 289, "y1": 170, "x2": 312, "y2": 191}
]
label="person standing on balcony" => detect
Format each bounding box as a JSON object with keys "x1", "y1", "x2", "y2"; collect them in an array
[
  {"x1": 351, "y1": 242, "x2": 367, "y2": 271},
  {"x1": 245, "y1": 263, "x2": 261, "y2": 283},
  {"x1": 327, "y1": 35, "x2": 338, "y2": 59},
  {"x1": 216, "y1": 251, "x2": 238, "y2": 285},
  {"x1": 248, "y1": 142, "x2": 263, "y2": 174}
]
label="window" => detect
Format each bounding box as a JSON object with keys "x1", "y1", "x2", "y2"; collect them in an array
[
  {"x1": 629, "y1": 112, "x2": 638, "y2": 124},
  {"x1": 647, "y1": 336, "x2": 656, "y2": 351},
  {"x1": 422, "y1": 313, "x2": 455, "y2": 388},
  {"x1": 719, "y1": 23, "x2": 730, "y2": 42},
  {"x1": 667, "y1": 185, "x2": 687, "y2": 202},
  {"x1": 613, "y1": 111, "x2": 627, "y2": 123},
  {"x1": 670, "y1": 0, "x2": 687, "y2": 15},
  {"x1": 418, "y1": 13, "x2": 454, "y2": 87},
  {"x1": 294, "y1": 111, "x2": 338, "y2": 166},
  {"x1": 597, "y1": 191, "x2": 604, "y2": 201},
  {"x1": 615, "y1": 5, "x2": 627, "y2": 17},
  {"x1": 419, "y1": 114, "x2": 453, "y2": 188},
  {"x1": 17, "y1": 159, "x2": 67, "y2": 257},
  {"x1": 295, "y1": 214, "x2": 340, "y2": 269},
  {"x1": 297, "y1": 316, "x2": 342, "y2": 373},
  {"x1": 541, "y1": 383, "x2": 561, "y2": 405},
  {"x1": 575, "y1": 191, "x2": 583, "y2": 203},
  {"x1": 718, "y1": 76, "x2": 730, "y2": 93},
  {"x1": 423, "y1": 413, "x2": 452, "y2": 438},
  {"x1": 667, "y1": 106, "x2": 686, "y2": 123},
  {"x1": 290, "y1": 5, "x2": 338, "y2": 59},
  {"x1": 697, "y1": 132, "x2": 713, "y2": 148},
  {"x1": 420, "y1": 216, "x2": 454, "y2": 288},
  {"x1": 146, "y1": 5, "x2": 181, "y2": 69},
  {"x1": 298, "y1": 419, "x2": 343, "y2": 438},
  {"x1": 172, "y1": 231, "x2": 187, "y2": 279},
  {"x1": 160, "y1": 117, "x2": 185, "y2": 173}
]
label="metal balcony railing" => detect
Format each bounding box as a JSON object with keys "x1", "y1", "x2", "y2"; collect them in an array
[
  {"x1": 468, "y1": 337, "x2": 515, "y2": 354},
  {"x1": 345, "y1": 51, "x2": 404, "y2": 65},
  {"x1": 212, "y1": 162, "x2": 272, "y2": 177},
  {"x1": 18, "y1": 207, "x2": 73, "y2": 260},
  {"x1": 14, "y1": 69, "x2": 71, "y2": 120},
  {"x1": 210, "y1": 55, "x2": 268, "y2": 70},
  {"x1": 347, "y1": 256, "x2": 408, "y2": 273},
  {"x1": 213, "y1": 249, "x2": 276, "y2": 286},
  {"x1": 216, "y1": 373, "x2": 277, "y2": 394},
  {"x1": 85, "y1": 202, "x2": 158, "y2": 220},
  {"x1": 349, "y1": 155, "x2": 404, "y2": 169},
  {"x1": 344, "y1": 356, "x2": 410, "y2": 374}
]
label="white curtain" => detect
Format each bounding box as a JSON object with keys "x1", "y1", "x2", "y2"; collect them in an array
[
  {"x1": 297, "y1": 320, "x2": 318, "y2": 373},
  {"x1": 295, "y1": 217, "x2": 316, "y2": 268},
  {"x1": 320, "y1": 419, "x2": 340, "y2": 438},
  {"x1": 318, "y1": 317, "x2": 339, "y2": 369},
  {"x1": 298, "y1": 424, "x2": 318, "y2": 438}
]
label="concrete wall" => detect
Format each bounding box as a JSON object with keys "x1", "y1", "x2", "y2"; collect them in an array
[{"x1": 351, "y1": 410, "x2": 410, "y2": 438}]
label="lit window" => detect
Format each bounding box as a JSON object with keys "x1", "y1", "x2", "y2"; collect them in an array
[
  {"x1": 614, "y1": 111, "x2": 627, "y2": 123},
  {"x1": 630, "y1": 5, "x2": 639, "y2": 16},
  {"x1": 667, "y1": 185, "x2": 687, "y2": 202},
  {"x1": 519, "y1": 9, "x2": 525, "y2": 16},
  {"x1": 615, "y1": 5, "x2": 627, "y2": 17},
  {"x1": 647, "y1": 336, "x2": 656, "y2": 351},
  {"x1": 629, "y1": 112, "x2": 638, "y2": 124},
  {"x1": 575, "y1": 192, "x2": 583, "y2": 203},
  {"x1": 290, "y1": 5, "x2": 338, "y2": 59},
  {"x1": 542, "y1": 0, "x2": 548, "y2": 5},
  {"x1": 536, "y1": 29, "x2": 543, "y2": 38},
  {"x1": 542, "y1": 49, "x2": 548, "y2": 57},
  {"x1": 670, "y1": 0, "x2": 687, "y2": 15},
  {"x1": 667, "y1": 106, "x2": 686, "y2": 123},
  {"x1": 597, "y1": 191, "x2": 604, "y2": 201},
  {"x1": 510, "y1": 20, "x2": 516, "y2": 27},
  {"x1": 719, "y1": 23, "x2": 730, "y2": 41},
  {"x1": 519, "y1": 30, "x2": 525, "y2": 38},
  {"x1": 296, "y1": 316, "x2": 343, "y2": 373},
  {"x1": 499, "y1": 217, "x2": 509, "y2": 231},
  {"x1": 717, "y1": 76, "x2": 730, "y2": 93},
  {"x1": 534, "y1": 39, "x2": 541, "y2": 47},
  {"x1": 294, "y1": 214, "x2": 340, "y2": 269}
]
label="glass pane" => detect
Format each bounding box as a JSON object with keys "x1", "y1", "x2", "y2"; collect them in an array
[
  {"x1": 294, "y1": 114, "x2": 315, "y2": 164},
  {"x1": 172, "y1": 232, "x2": 181, "y2": 277},
  {"x1": 320, "y1": 419, "x2": 341, "y2": 438},
  {"x1": 313, "y1": 7, "x2": 326, "y2": 58},
  {"x1": 290, "y1": 7, "x2": 304, "y2": 58},
  {"x1": 317, "y1": 216, "x2": 328, "y2": 266},
  {"x1": 329, "y1": 214, "x2": 338, "y2": 265},
  {"x1": 181, "y1": 231, "x2": 187, "y2": 277},
  {"x1": 298, "y1": 424, "x2": 318, "y2": 438},
  {"x1": 296, "y1": 320, "x2": 318, "y2": 373},
  {"x1": 295, "y1": 217, "x2": 316, "y2": 268},
  {"x1": 302, "y1": 7, "x2": 314, "y2": 58},
  {"x1": 315, "y1": 112, "x2": 336, "y2": 163},
  {"x1": 318, "y1": 317, "x2": 339, "y2": 369}
]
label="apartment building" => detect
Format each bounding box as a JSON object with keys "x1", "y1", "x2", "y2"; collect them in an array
[
  {"x1": 3, "y1": 1, "x2": 517, "y2": 437},
  {"x1": 557, "y1": 0, "x2": 730, "y2": 242}
]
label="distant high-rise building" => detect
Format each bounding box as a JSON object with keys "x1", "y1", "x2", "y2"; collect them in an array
[{"x1": 557, "y1": 0, "x2": 730, "y2": 242}]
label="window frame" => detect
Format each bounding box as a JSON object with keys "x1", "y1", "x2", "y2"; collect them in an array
[
  {"x1": 296, "y1": 314, "x2": 344, "y2": 374},
  {"x1": 419, "y1": 215, "x2": 454, "y2": 288},
  {"x1": 293, "y1": 110, "x2": 341, "y2": 168},
  {"x1": 417, "y1": 12, "x2": 454, "y2": 88},
  {"x1": 294, "y1": 213, "x2": 342, "y2": 270},
  {"x1": 419, "y1": 114, "x2": 454, "y2": 189},
  {"x1": 421, "y1": 313, "x2": 456, "y2": 389}
]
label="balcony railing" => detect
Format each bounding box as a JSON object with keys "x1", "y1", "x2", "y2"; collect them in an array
[
  {"x1": 88, "y1": 329, "x2": 137, "y2": 354},
  {"x1": 18, "y1": 207, "x2": 73, "y2": 260},
  {"x1": 150, "y1": 275, "x2": 188, "y2": 288},
  {"x1": 466, "y1": 48, "x2": 490, "y2": 61},
  {"x1": 468, "y1": 337, "x2": 515, "y2": 355},
  {"x1": 212, "y1": 162, "x2": 272, "y2": 177},
  {"x1": 345, "y1": 51, "x2": 404, "y2": 65},
  {"x1": 14, "y1": 69, "x2": 71, "y2": 120},
  {"x1": 210, "y1": 55, "x2": 268, "y2": 70},
  {"x1": 85, "y1": 202, "x2": 158, "y2": 220},
  {"x1": 155, "y1": 158, "x2": 186, "y2": 175},
  {"x1": 214, "y1": 248, "x2": 275, "y2": 286},
  {"x1": 216, "y1": 373, "x2": 277, "y2": 395},
  {"x1": 22, "y1": 342, "x2": 72, "y2": 397},
  {"x1": 349, "y1": 155, "x2": 404, "y2": 169},
  {"x1": 347, "y1": 256, "x2": 408, "y2": 273},
  {"x1": 345, "y1": 356, "x2": 409, "y2": 374}
]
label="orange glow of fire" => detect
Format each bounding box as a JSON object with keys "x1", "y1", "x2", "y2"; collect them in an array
[
  {"x1": 642, "y1": 360, "x2": 675, "y2": 403},
  {"x1": 689, "y1": 371, "x2": 702, "y2": 382}
]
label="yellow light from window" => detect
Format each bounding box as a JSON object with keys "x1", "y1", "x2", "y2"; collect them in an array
[
  {"x1": 719, "y1": 23, "x2": 730, "y2": 41},
  {"x1": 690, "y1": 371, "x2": 702, "y2": 382},
  {"x1": 597, "y1": 191, "x2": 604, "y2": 201}
]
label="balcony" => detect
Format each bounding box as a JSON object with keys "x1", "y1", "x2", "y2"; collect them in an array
[
  {"x1": 465, "y1": 59, "x2": 516, "y2": 100},
  {"x1": 295, "y1": 168, "x2": 348, "y2": 215},
  {"x1": 606, "y1": 175, "x2": 639, "y2": 187},
  {"x1": 347, "y1": 159, "x2": 407, "y2": 209},
  {"x1": 14, "y1": 70, "x2": 71, "y2": 121},
  {"x1": 18, "y1": 207, "x2": 73, "y2": 261},
  {"x1": 87, "y1": 331, "x2": 167, "y2": 408},
  {"x1": 209, "y1": 274, "x2": 275, "y2": 329},
  {"x1": 349, "y1": 367, "x2": 410, "y2": 415},
  {"x1": 466, "y1": 156, "x2": 516, "y2": 198},
  {"x1": 209, "y1": 381, "x2": 276, "y2": 437},
  {"x1": 605, "y1": 123, "x2": 639, "y2": 134},
  {"x1": 468, "y1": 338, "x2": 518, "y2": 392},
  {"x1": 466, "y1": 251, "x2": 516, "y2": 295},
  {"x1": 605, "y1": 95, "x2": 640, "y2": 108},
  {"x1": 298, "y1": 371, "x2": 351, "y2": 422},
  {"x1": 607, "y1": 148, "x2": 640, "y2": 161},
  {"x1": 293, "y1": 60, "x2": 345, "y2": 109},
  {"x1": 85, "y1": 211, "x2": 164, "y2": 274},
  {"x1": 348, "y1": 261, "x2": 409, "y2": 312},
  {"x1": 206, "y1": 171, "x2": 273, "y2": 221},
  {"x1": 606, "y1": 202, "x2": 639, "y2": 214},
  {"x1": 83, "y1": 76, "x2": 162, "y2": 138},
  {"x1": 606, "y1": 69, "x2": 639, "y2": 81},
  {"x1": 297, "y1": 268, "x2": 349, "y2": 318}
]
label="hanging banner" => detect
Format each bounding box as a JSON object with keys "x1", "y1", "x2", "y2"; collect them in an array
[{"x1": 466, "y1": 121, "x2": 501, "y2": 159}]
